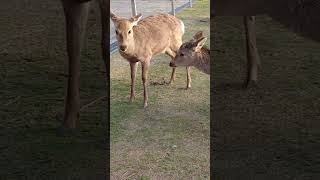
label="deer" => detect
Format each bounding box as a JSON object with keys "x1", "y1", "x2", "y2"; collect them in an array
[
  {"x1": 213, "y1": 0, "x2": 320, "y2": 87},
  {"x1": 170, "y1": 31, "x2": 210, "y2": 76},
  {"x1": 110, "y1": 12, "x2": 189, "y2": 108},
  {"x1": 58, "y1": 0, "x2": 109, "y2": 133}
]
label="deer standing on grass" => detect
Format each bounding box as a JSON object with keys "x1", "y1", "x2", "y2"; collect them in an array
[
  {"x1": 170, "y1": 31, "x2": 210, "y2": 75},
  {"x1": 58, "y1": 0, "x2": 109, "y2": 133},
  {"x1": 110, "y1": 12, "x2": 189, "y2": 108}
]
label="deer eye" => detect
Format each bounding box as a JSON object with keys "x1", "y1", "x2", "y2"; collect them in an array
[
  {"x1": 180, "y1": 53, "x2": 184, "y2": 57},
  {"x1": 115, "y1": 30, "x2": 119, "y2": 35},
  {"x1": 128, "y1": 30, "x2": 131, "y2": 34}
]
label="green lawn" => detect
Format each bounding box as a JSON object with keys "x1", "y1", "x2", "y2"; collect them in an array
[{"x1": 110, "y1": 0, "x2": 210, "y2": 179}]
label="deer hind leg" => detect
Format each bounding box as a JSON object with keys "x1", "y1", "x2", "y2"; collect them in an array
[
  {"x1": 186, "y1": 66, "x2": 191, "y2": 89},
  {"x1": 129, "y1": 62, "x2": 138, "y2": 102},
  {"x1": 244, "y1": 16, "x2": 260, "y2": 87},
  {"x1": 60, "y1": 0, "x2": 90, "y2": 130},
  {"x1": 165, "y1": 48, "x2": 177, "y2": 85},
  {"x1": 99, "y1": 0, "x2": 109, "y2": 84},
  {"x1": 141, "y1": 60, "x2": 150, "y2": 108}
]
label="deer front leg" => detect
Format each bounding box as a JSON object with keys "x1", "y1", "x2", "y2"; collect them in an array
[
  {"x1": 129, "y1": 62, "x2": 138, "y2": 102},
  {"x1": 169, "y1": 68, "x2": 176, "y2": 85},
  {"x1": 244, "y1": 16, "x2": 260, "y2": 87},
  {"x1": 166, "y1": 49, "x2": 177, "y2": 85},
  {"x1": 60, "y1": 0, "x2": 90, "y2": 130},
  {"x1": 186, "y1": 66, "x2": 191, "y2": 89},
  {"x1": 141, "y1": 61, "x2": 150, "y2": 108}
]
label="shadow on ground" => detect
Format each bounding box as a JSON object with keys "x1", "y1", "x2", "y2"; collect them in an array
[{"x1": 212, "y1": 16, "x2": 320, "y2": 180}]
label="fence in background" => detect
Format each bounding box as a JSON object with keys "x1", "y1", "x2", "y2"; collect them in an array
[{"x1": 110, "y1": 0, "x2": 194, "y2": 54}]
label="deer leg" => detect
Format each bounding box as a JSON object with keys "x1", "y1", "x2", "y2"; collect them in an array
[
  {"x1": 244, "y1": 16, "x2": 260, "y2": 87},
  {"x1": 169, "y1": 68, "x2": 176, "y2": 85},
  {"x1": 186, "y1": 66, "x2": 191, "y2": 89},
  {"x1": 60, "y1": 0, "x2": 90, "y2": 130},
  {"x1": 99, "y1": 0, "x2": 109, "y2": 84},
  {"x1": 141, "y1": 61, "x2": 150, "y2": 108},
  {"x1": 129, "y1": 62, "x2": 138, "y2": 102},
  {"x1": 165, "y1": 49, "x2": 177, "y2": 85}
]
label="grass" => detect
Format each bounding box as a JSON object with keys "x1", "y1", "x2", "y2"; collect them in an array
[
  {"x1": 0, "y1": 1, "x2": 106, "y2": 179},
  {"x1": 110, "y1": 0, "x2": 210, "y2": 179},
  {"x1": 212, "y1": 16, "x2": 320, "y2": 179}
]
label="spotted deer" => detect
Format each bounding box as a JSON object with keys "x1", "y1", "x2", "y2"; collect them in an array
[
  {"x1": 110, "y1": 12, "x2": 188, "y2": 108},
  {"x1": 170, "y1": 31, "x2": 210, "y2": 78}
]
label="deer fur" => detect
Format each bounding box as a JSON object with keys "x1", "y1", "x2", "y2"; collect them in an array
[
  {"x1": 170, "y1": 31, "x2": 210, "y2": 75},
  {"x1": 110, "y1": 12, "x2": 188, "y2": 108}
]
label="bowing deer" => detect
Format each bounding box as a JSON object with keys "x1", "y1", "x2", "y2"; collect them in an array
[{"x1": 170, "y1": 31, "x2": 210, "y2": 76}]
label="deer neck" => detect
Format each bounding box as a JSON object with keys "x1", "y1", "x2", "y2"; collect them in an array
[{"x1": 193, "y1": 48, "x2": 210, "y2": 74}]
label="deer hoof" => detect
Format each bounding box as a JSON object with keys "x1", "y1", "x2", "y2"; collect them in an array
[
  {"x1": 244, "y1": 80, "x2": 258, "y2": 89},
  {"x1": 143, "y1": 103, "x2": 148, "y2": 109},
  {"x1": 168, "y1": 79, "x2": 175, "y2": 85},
  {"x1": 56, "y1": 126, "x2": 76, "y2": 137},
  {"x1": 129, "y1": 97, "x2": 135, "y2": 103}
]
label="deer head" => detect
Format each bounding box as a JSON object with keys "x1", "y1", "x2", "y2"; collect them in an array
[
  {"x1": 170, "y1": 31, "x2": 207, "y2": 67},
  {"x1": 110, "y1": 12, "x2": 142, "y2": 52}
]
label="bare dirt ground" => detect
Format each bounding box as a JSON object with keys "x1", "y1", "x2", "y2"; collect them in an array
[
  {"x1": 212, "y1": 16, "x2": 320, "y2": 180},
  {"x1": 0, "y1": 0, "x2": 106, "y2": 179}
]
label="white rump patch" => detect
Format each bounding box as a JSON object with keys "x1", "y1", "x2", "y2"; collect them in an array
[{"x1": 180, "y1": 20, "x2": 185, "y2": 34}]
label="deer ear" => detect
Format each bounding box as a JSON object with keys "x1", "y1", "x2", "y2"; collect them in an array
[
  {"x1": 193, "y1": 37, "x2": 207, "y2": 52},
  {"x1": 130, "y1": 13, "x2": 142, "y2": 26},
  {"x1": 193, "y1": 31, "x2": 204, "y2": 40},
  {"x1": 110, "y1": 12, "x2": 119, "y2": 23}
]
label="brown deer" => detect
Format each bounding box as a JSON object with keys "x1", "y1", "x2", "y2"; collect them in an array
[
  {"x1": 110, "y1": 12, "x2": 188, "y2": 108},
  {"x1": 58, "y1": 0, "x2": 109, "y2": 132},
  {"x1": 170, "y1": 31, "x2": 210, "y2": 76}
]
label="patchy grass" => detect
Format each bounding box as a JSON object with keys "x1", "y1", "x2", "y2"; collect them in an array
[
  {"x1": 212, "y1": 16, "x2": 320, "y2": 179},
  {"x1": 0, "y1": 0, "x2": 105, "y2": 179},
  {"x1": 110, "y1": 0, "x2": 210, "y2": 179}
]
